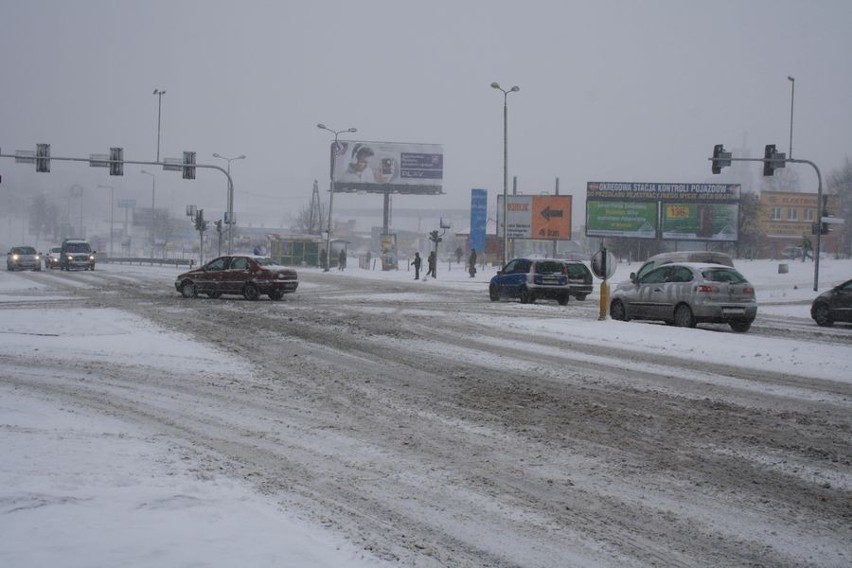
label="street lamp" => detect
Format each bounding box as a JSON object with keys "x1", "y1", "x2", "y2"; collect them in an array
[
  {"x1": 317, "y1": 123, "x2": 357, "y2": 271},
  {"x1": 97, "y1": 184, "x2": 115, "y2": 257},
  {"x1": 153, "y1": 89, "x2": 166, "y2": 162},
  {"x1": 787, "y1": 76, "x2": 795, "y2": 159},
  {"x1": 212, "y1": 153, "x2": 246, "y2": 254},
  {"x1": 140, "y1": 170, "x2": 156, "y2": 257},
  {"x1": 491, "y1": 82, "x2": 520, "y2": 266}
]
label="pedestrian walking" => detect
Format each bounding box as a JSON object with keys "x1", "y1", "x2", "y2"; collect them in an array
[
  {"x1": 468, "y1": 249, "x2": 478, "y2": 278},
  {"x1": 427, "y1": 251, "x2": 437, "y2": 278}
]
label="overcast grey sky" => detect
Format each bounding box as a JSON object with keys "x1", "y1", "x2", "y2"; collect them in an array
[{"x1": 1, "y1": 0, "x2": 850, "y2": 230}]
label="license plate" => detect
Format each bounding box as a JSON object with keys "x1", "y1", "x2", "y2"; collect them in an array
[{"x1": 722, "y1": 308, "x2": 746, "y2": 315}]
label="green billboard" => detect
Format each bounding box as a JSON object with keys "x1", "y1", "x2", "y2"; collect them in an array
[{"x1": 586, "y1": 201, "x2": 658, "y2": 238}]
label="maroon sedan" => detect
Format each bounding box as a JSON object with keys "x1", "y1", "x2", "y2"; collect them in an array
[{"x1": 175, "y1": 255, "x2": 298, "y2": 301}]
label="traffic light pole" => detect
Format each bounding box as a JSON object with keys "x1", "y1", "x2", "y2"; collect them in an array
[
  {"x1": 709, "y1": 154, "x2": 823, "y2": 291},
  {"x1": 1, "y1": 149, "x2": 235, "y2": 254}
]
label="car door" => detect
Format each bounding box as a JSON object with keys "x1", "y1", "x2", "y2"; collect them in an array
[
  {"x1": 634, "y1": 266, "x2": 674, "y2": 320},
  {"x1": 196, "y1": 257, "x2": 229, "y2": 293},
  {"x1": 829, "y1": 280, "x2": 852, "y2": 322},
  {"x1": 223, "y1": 256, "x2": 251, "y2": 294}
]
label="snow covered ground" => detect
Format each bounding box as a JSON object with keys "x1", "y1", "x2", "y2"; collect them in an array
[{"x1": 0, "y1": 255, "x2": 849, "y2": 567}]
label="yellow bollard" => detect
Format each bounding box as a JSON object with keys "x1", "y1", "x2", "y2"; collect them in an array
[{"x1": 598, "y1": 280, "x2": 609, "y2": 320}]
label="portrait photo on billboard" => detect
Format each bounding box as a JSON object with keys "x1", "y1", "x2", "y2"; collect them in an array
[{"x1": 331, "y1": 141, "x2": 443, "y2": 195}]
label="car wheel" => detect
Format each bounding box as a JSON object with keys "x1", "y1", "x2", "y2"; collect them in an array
[
  {"x1": 557, "y1": 293, "x2": 569, "y2": 306},
  {"x1": 729, "y1": 320, "x2": 752, "y2": 333},
  {"x1": 268, "y1": 289, "x2": 284, "y2": 301},
  {"x1": 206, "y1": 292, "x2": 222, "y2": 299},
  {"x1": 811, "y1": 302, "x2": 834, "y2": 327},
  {"x1": 674, "y1": 304, "x2": 696, "y2": 328},
  {"x1": 610, "y1": 299, "x2": 629, "y2": 321},
  {"x1": 489, "y1": 283, "x2": 500, "y2": 302},
  {"x1": 519, "y1": 287, "x2": 534, "y2": 304},
  {"x1": 574, "y1": 294, "x2": 587, "y2": 301},
  {"x1": 243, "y1": 283, "x2": 260, "y2": 301},
  {"x1": 180, "y1": 281, "x2": 198, "y2": 298}
]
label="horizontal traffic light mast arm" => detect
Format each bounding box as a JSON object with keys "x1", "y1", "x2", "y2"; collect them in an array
[{"x1": 0, "y1": 151, "x2": 229, "y2": 178}]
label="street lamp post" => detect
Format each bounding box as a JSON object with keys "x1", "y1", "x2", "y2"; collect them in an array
[
  {"x1": 97, "y1": 184, "x2": 115, "y2": 257},
  {"x1": 153, "y1": 89, "x2": 166, "y2": 162},
  {"x1": 212, "y1": 153, "x2": 246, "y2": 254},
  {"x1": 317, "y1": 123, "x2": 357, "y2": 272},
  {"x1": 787, "y1": 76, "x2": 795, "y2": 159},
  {"x1": 491, "y1": 82, "x2": 520, "y2": 266},
  {"x1": 140, "y1": 170, "x2": 156, "y2": 257}
]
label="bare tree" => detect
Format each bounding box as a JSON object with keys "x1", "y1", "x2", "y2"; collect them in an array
[{"x1": 827, "y1": 157, "x2": 852, "y2": 257}]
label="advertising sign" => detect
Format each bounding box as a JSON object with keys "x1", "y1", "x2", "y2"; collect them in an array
[
  {"x1": 331, "y1": 141, "x2": 443, "y2": 195},
  {"x1": 497, "y1": 195, "x2": 573, "y2": 240},
  {"x1": 469, "y1": 189, "x2": 488, "y2": 254},
  {"x1": 585, "y1": 181, "x2": 741, "y2": 242},
  {"x1": 586, "y1": 201, "x2": 658, "y2": 238},
  {"x1": 660, "y1": 202, "x2": 739, "y2": 241}
]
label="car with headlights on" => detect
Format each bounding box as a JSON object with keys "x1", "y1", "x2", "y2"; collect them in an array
[
  {"x1": 609, "y1": 262, "x2": 757, "y2": 332},
  {"x1": 6, "y1": 246, "x2": 41, "y2": 271},
  {"x1": 175, "y1": 255, "x2": 298, "y2": 301},
  {"x1": 489, "y1": 257, "x2": 571, "y2": 305},
  {"x1": 59, "y1": 239, "x2": 96, "y2": 270},
  {"x1": 810, "y1": 278, "x2": 852, "y2": 327},
  {"x1": 45, "y1": 246, "x2": 62, "y2": 269}
]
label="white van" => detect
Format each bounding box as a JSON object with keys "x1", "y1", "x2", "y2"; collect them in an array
[{"x1": 630, "y1": 251, "x2": 734, "y2": 282}]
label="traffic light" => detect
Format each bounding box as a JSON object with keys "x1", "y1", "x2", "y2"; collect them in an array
[
  {"x1": 109, "y1": 147, "x2": 124, "y2": 176},
  {"x1": 821, "y1": 222, "x2": 831, "y2": 235},
  {"x1": 194, "y1": 209, "x2": 207, "y2": 232},
  {"x1": 183, "y1": 151, "x2": 196, "y2": 180},
  {"x1": 763, "y1": 144, "x2": 786, "y2": 176},
  {"x1": 214, "y1": 219, "x2": 222, "y2": 233},
  {"x1": 711, "y1": 144, "x2": 731, "y2": 174},
  {"x1": 36, "y1": 143, "x2": 50, "y2": 173}
]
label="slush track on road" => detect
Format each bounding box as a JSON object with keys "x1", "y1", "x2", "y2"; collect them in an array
[{"x1": 6, "y1": 267, "x2": 851, "y2": 567}]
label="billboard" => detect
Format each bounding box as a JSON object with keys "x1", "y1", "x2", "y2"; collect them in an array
[
  {"x1": 497, "y1": 195, "x2": 573, "y2": 240},
  {"x1": 330, "y1": 141, "x2": 443, "y2": 195},
  {"x1": 469, "y1": 189, "x2": 488, "y2": 254},
  {"x1": 585, "y1": 181, "x2": 740, "y2": 241}
]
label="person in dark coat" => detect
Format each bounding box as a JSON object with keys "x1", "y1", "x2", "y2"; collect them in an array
[
  {"x1": 468, "y1": 249, "x2": 477, "y2": 278},
  {"x1": 427, "y1": 251, "x2": 437, "y2": 278},
  {"x1": 338, "y1": 248, "x2": 347, "y2": 270},
  {"x1": 411, "y1": 252, "x2": 422, "y2": 279}
]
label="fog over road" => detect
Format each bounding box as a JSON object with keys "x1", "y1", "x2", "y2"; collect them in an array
[{"x1": 5, "y1": 265, "x2": 851, "y2": 567}]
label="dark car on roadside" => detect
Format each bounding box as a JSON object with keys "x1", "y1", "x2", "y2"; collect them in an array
[
  {"x1": 6, "y1": 246, "x2": 42, "y2": 271},
  {"x1": 563, "y1": 260, "x2": 593, "y2": 301},
  {"x1": 175, "y1": 255, "x2": 298, "y2": 301},
  {"x1": 489, "y1": 257, "x2": 571, "y2": 305},
  {"x1": 810, "y1": 278, "x2": 852, "y2": 327},
  {"x1": 609, "y1": 262, "x2": 757, "y2": 332}
]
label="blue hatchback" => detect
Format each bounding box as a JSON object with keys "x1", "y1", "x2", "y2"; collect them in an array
[{"x1": 489, "y1": 258, "x2": 571, "y2": 305}]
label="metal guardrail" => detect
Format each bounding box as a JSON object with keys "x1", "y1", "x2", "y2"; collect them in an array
[{"x1": 100, "y1": 257, "x2": 195, "y2": 267}]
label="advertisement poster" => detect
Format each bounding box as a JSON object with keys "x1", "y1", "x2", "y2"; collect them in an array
[
  {"x1": 469, "y1": 189, "x2": 488, "y2": 254},
  {"x1": 661, "y1": 202, "x2": 739, "y2": 241},
  {"x1": 330, "y1": 140, "x2": 443, "y2": 195},
  {"x1": 497, "y1": 195, "x2": 572, "y2": 240},
  {"x1": 585, "y1": 201, "x2": 658, "y2": 238}
]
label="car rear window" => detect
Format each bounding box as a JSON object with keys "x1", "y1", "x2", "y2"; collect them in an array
[
  {"x1": 535, "y1": 261, "x2": 565, "y2": 274},
  {"x1": 701, "y1": 268, "x2": 747, "y2": 284},
  {"x1": 565, "y1": 263, "x2": 590, "y2": 278}
]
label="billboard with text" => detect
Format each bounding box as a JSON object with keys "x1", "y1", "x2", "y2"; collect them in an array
[
  {"x1": 330, "y1": 141, "x2": 443, "y2": 195},
  {"x1": 497, "y1": 195, "x2": 573, "y2": 240}
]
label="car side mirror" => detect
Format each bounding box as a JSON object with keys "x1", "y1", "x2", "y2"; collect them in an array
[
  {"x1": 496, "y1": 270, "x2": 503, "y2": 276},
  {"x1": 629, "y1": 272, "x2": 637, "y2": 282}
]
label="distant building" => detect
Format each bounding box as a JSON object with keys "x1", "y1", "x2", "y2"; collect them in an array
[{"x1": 758, "y1": 191, "x2": 839, "y2": 257}]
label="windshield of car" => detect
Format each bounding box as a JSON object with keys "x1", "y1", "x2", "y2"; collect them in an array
[
  {"x1": 13, "y1": 247, "x2": 36, "y2": 254},
  {"x1": 701, "y1": 268, "x2": 748, "y2": 284},
  {"x1": 65, "y1": 243, "x2": 91, "y2": 253}
]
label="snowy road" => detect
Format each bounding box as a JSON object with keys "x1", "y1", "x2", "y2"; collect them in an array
[{"x1": 2, "y1": 262, "x2": 851, "y2": 567}]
